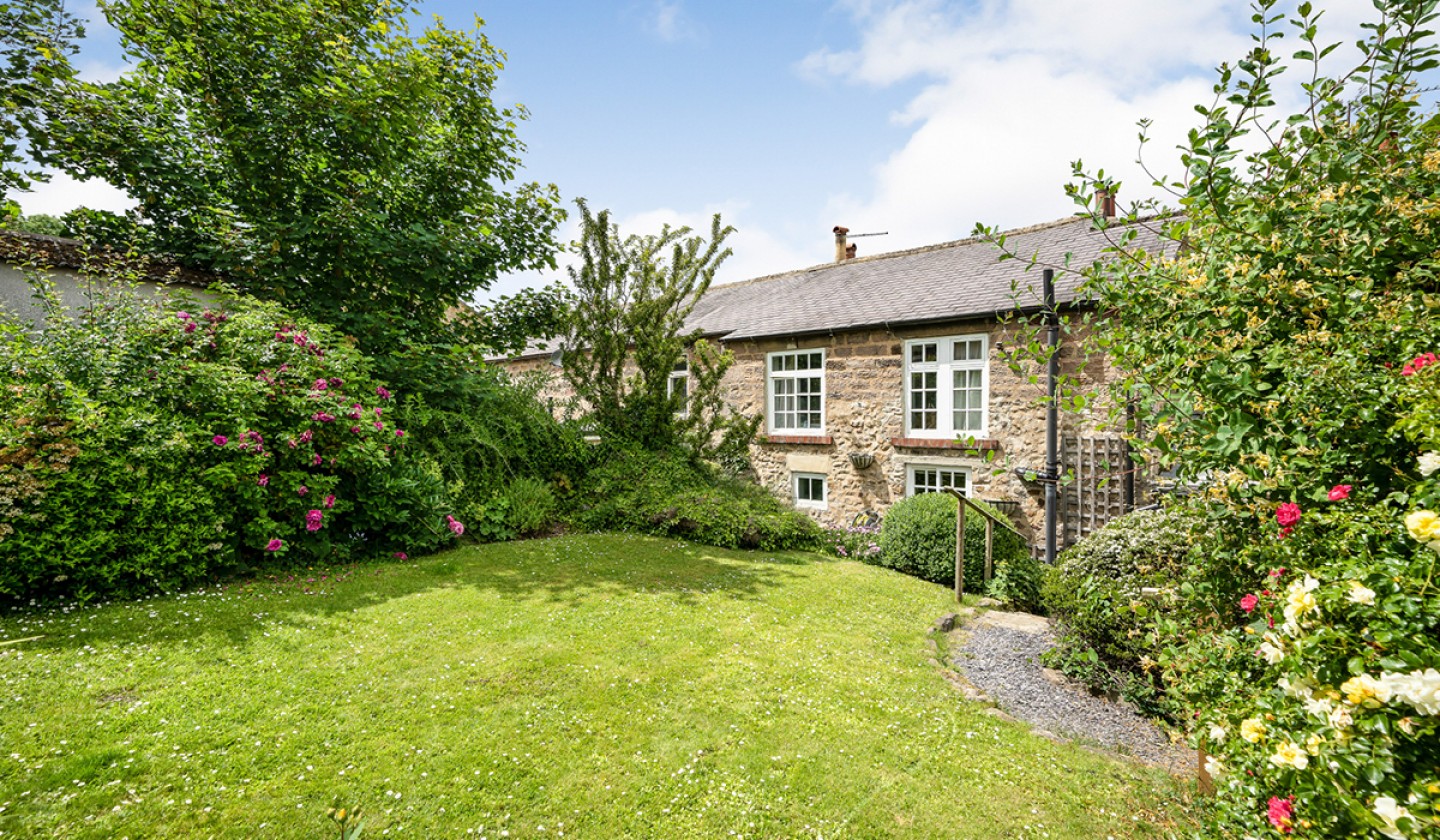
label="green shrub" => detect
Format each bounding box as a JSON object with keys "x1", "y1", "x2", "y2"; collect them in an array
[
  {"x1": 1040, "y1": 507, "x2": 1199, "y2": 718},
  {"x1": 988, "y1": 550, "x2": 1045, "y2": 614},
  {"x1": 571, "y1": 447, "x2": 822, "y2": 551},
  {"x1": 504, "y1": 476, "x2": 557, "y2": 536},
  {"x1": 0, "y1": 283, "x2": 459, "y2": 603},
  {"x1": 876, "y1": 493, "x2": 1028, "y2": 592}
]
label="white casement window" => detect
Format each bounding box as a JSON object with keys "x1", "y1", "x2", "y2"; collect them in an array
[
  {"x1": 904, "y1": 335, "x2": 988, "y2": 438},
  {"x1": 906, "y1": 465, "x2": 970, "y2": 497},
  {"x1": 793, "y1": 472, "x2": 828, "y2": 509},
  {"x1": 768, "y1": 349, "x2": 825, "y2": 434},
  {"x1": 668, "y1": 361, "x2": 689, "y2": 415}
]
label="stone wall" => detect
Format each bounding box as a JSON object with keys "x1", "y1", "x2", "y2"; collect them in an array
[{"x1": 496, "y1": 316, "x2": 1120, "y2": 548}]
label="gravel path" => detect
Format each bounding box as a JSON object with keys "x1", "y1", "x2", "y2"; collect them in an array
[{"x1": 952, "y1": 613, "x2": 1194, "y2": 773}]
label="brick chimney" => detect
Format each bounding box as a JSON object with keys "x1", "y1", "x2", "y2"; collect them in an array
[
  {"x1": 1096, "y1": 187, "x2": 1117, "y2": 218},
  {"x1": 833, "y1": 225, "x2": 850, "y2": 262}
]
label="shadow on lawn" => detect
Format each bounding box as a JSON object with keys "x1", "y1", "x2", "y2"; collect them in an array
[{"x1": 4, "y1": 532, "x2": 825, "y2": 652}]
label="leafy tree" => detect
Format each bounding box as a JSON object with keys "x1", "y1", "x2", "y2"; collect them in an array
[
  {"x1": 0, "y1": 0, "x2": 82, "y2": 212},
  {"x1": 36, "y1": 0, "x2": 563, "y2": 355},
  {"x1": 1, "y1": 212, "x2": 67, "y2": 236},
  {"x1": 562, "y1": 200, "x2": 756, "y2": 458},
  {"x1": 1018, "y1": 2, "x2": 1440, "y2": 835}
]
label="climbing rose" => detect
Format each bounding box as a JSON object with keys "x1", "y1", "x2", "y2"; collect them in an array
[
  {"x1": 1328, "y1": 484, "x2": 1352, "y2": 501},
  {"x1": 1276, "y1": 502, "x2": 1301, "y2": 529},
  {"x1": 1267, "y1": 796, "x2": 1295, "y2": 834},
  {"x1": 305, "y1": 509, "x2": 324, "y2": 532},
  {"x1": 212, "y1": 435, "x2": 228, "y2": 446},
  {"x1": 265, "y1": 538, "x2": 283, "y2": 552},
  {"x1": 1240, "y1": 593, "x2": 1259, "y2": 614}
]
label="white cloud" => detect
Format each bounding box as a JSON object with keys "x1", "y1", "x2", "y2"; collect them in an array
[
  {"x1": 13, "y1": 169, "x2": 135, "y2": 217},
  {"x1": 799, "y1": 0, "x2": 1394, "y2": 252},
  {"x1": 647, "y1": 1, "x2": 700, "y2": 44}
]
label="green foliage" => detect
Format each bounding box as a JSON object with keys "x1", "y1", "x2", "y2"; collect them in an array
[
  {"x1": 563, "y1": 201, "x2": 755, "y2": 460},
  {"x1": 1027, "y1": 2, "x2": 1440, "y2": 835},
  {"x1": 987, "y1": 550, "x2": 1045, "y2": 614},
  {"x1": 0, "y1": 272, "x2": 462, "y2": 603},
  {"x1": 470, "y1": 282, "x2": 573, "y2": 357},
  {"x1": 821, "y1": 521, "x2": 882, "y2": 562},
  {"x1": 572, "y1": 447, "x2": 822, "y2": 552},
  {"x1": 35, "y1": 0, "x2": 563, "y2": 358},
  {"x1": 502, "y1": 476, "x2": 557, "y2": 537},
  {"x1": 0, "y1": 0, "x2": 82, "y2": 204},
  {"x1": 1, "y1": 213, "x2": 67, "y2": 236},
  {"x1": 876, "y1": 493, "x2": 1028, "y2": 592},
  {"x1": 1040, "y1": 507, "x2": 1199, "y2": 717}
]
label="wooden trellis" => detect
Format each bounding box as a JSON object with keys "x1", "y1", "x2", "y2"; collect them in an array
[{"x1": 1060, "y1": 435, "x2": 1131, "y2": 550}]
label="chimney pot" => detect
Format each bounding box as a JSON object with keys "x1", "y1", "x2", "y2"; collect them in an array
[
  {"x1": 1096, "y1": 187, "x2": 1117, "y2": 219},
  {"x1": 833, "y1": 225, "x2": 850, "y2": 263},
  {"x1": 845, "y1": 243, "x2": 857, "y2": 259}
]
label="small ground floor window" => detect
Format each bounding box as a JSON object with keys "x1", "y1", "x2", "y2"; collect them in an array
[
  {"x1": 793, "y1": 472, "x2": 828, "y2": 509},
  {"x1": 907, "y1": 465, "x2": 969, "y2": 497}
]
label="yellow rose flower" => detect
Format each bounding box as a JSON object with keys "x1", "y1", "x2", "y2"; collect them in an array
[
  {"x1": 1269, "y1": 741, "x2": 1309, "y2": 770},
  {"x1": 1240, "y1": 717, "x2": 1267, "y2": 743},
  {"x1": 1405, "y1": 510, "x2": 1440, "y2": 542}
]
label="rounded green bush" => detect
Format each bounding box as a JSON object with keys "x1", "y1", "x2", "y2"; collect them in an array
[
  {"x1": 876, "y1": 493, "x2": 1028, "y2": 591},
  {"x1": 1040, "y1": 506, "x2": 1198, "y2": 714}
]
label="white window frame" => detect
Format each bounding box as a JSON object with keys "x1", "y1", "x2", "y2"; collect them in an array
[
  {"x1": 766, "y1": 349, "x2": 826, "y2": 435},
  {"x1": 903, "y1": 334, "x2": 989, "y2": 438},
  {"x1": 792, "y1": 472, "x2": 828, "y2": 509},
  {"x1": 905, "y1": 464, "x2": 972, "y2": 497},
  {"x1": 668, "y1": 360, "x2": 689, "y2": 416}
]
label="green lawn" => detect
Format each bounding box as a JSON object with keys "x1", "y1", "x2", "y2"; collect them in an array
[{"x1": 0, "y1": 534, "x2": 1192, "y2": 838}]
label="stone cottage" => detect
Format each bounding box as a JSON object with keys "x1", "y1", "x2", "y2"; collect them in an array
[{"x1": 502, "y1": 213, "x2": 1173, "y2": 549}]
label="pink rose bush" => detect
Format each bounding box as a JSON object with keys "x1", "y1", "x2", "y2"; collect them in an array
[{"x1": 0, "y1": 289, "x2": 462, "y2": 601}]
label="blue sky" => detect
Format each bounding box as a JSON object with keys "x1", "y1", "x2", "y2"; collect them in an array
[{"x1": 18, "y1": 1, "x2": 1407, "y2": 300}]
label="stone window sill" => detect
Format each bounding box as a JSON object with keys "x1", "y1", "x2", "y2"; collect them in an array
[
  {"x1": 890, "y1": 437, "x2": 999, "y2": 451},
  {"x1": 760, "y1": 434, "x2": 834, "y2": 446}
]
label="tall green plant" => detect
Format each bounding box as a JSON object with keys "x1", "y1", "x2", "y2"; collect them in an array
[{"x1": 563, "y1": 201, "x2": 754, "y2": 457}]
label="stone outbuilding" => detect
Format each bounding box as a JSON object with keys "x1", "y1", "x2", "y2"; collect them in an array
[{"x1": 503, "y1": 213, "x2": 1173, "y2": 551}]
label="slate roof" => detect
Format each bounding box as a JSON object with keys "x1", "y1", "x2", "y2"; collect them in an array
[{"x1": 685, "y1": 214, "x2": 1174, "y2": 342}]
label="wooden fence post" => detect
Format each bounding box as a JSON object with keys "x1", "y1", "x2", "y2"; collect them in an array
[
  {"x1": 984, "y1": 518, "x2": 994, "y2": 584},
  {"x1": 955, "y1": 496, "x2": 966, "y2": 602}
]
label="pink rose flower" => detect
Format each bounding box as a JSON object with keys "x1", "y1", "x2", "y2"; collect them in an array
[
  {"x1": 376, "y1": 386, "x2": 392, "y2": 400},
  {"x1": 265, "y1": 538, "x2": 283, "y2": 552},
  {"x1": 312, "y1": 412, "x2": 335, "y2": 423},
  {"x1": 394, "y1": 552, "x2": 408, "y2": 559},
  {"x1": 297, "y1": 485, "x2": 309, "y2": 496},
  {"x1": 212, "y1": 435, "x2": 228, "y2": 446},
  {"x1": 323, "y1": 494, "x2": 335, "y2": 509},
  {"x1": 306, "y1": 509, "x2": 324, "y2": 532},
  {"x1": 257, "y1": 474, "x2": 269, "y2": 486},
  {"x1": 184, "y1": 321, "x2": 198, "y2": 334},
  {"x1": 1328, "y1": 484, "x2": 1352, "y2": 501},
  {"x1": 395, "y1": 429, "x2": 405, "y2": 438},
  {"x1": 1275, "y1": 502, "x2": 1301, "y2": 529},
  {"x1": 446, "y1": 515, "x2": 464, "y2": 536},
  {"x1": 176, "y1": 311, "x2": 191, "y2": 320},
  {"x1": 1267, "y1": 797, "x2": 1295, "y2": 834},
  {"x1": 300, "y1": 430, "x2": 313, "y2": 443},
  {"x1": 374, "y1": 421, "x2": 384, "y2": 431},
  {"x1": 312, "y1": 378, "x2": 328, "y2": 391},
  {"x1": 1240, "y1": 593, "x2": 1259, "y2": 614},
  {"x1": 350, "y1": 425, "x2": 362, "y2": 434}
]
